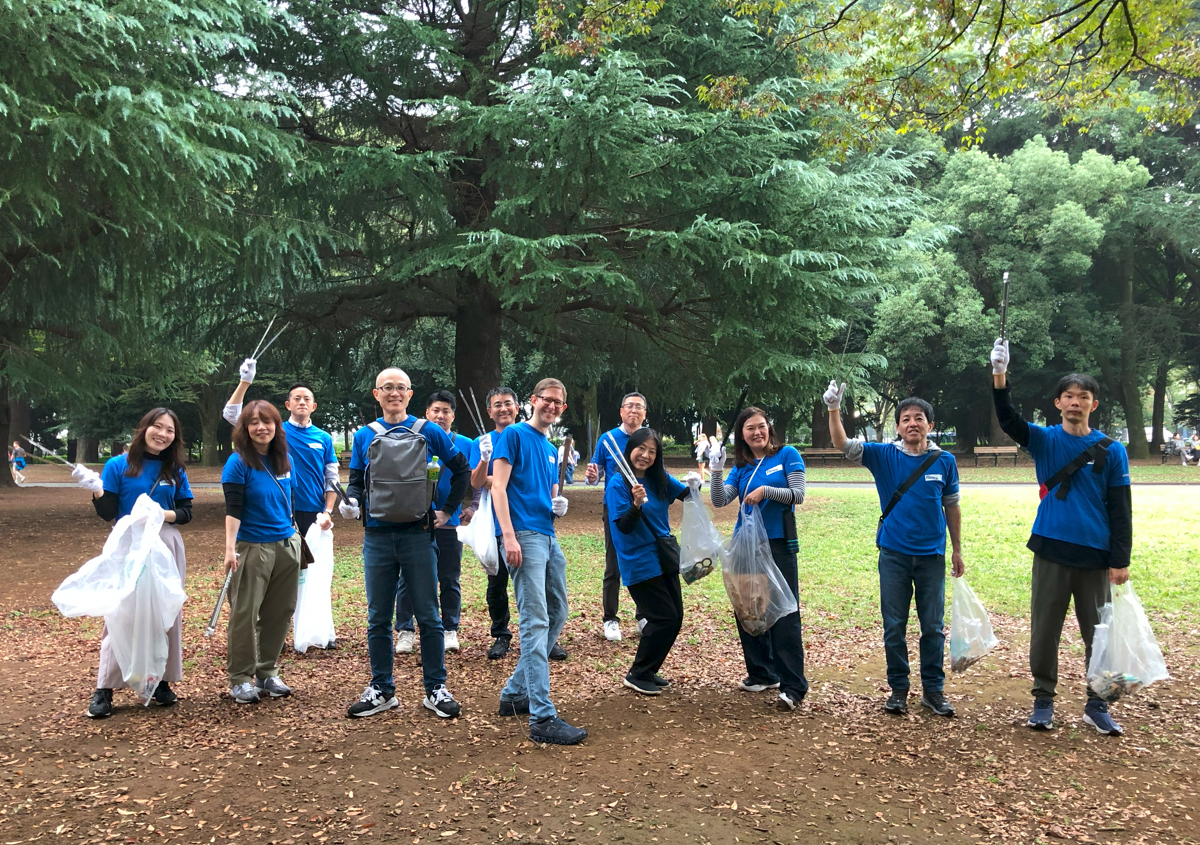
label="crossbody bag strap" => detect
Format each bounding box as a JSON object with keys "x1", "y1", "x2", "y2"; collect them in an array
[
  {"x1": 1042, "y1": 436, "x2": 1115, "y2": 501},
  {"x1": 877, "y1": 449, "x2": 941, "y2": 546}
]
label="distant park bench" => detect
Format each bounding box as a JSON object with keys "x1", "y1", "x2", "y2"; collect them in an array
[
  {"x1": 974, "y1": 446, "x2": 1019, "y2": 466},
  {"x1": 803, "y1": 448, "x2": 846, "y2": 467}
]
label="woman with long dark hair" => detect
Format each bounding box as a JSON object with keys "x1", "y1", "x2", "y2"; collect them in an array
[
  {"x1": 709, "y1": 406, "x2": 809, "y2": 711},
  {"x1": 221, "y1": 400, "x2": 302, "y2": 705},
  {"x1": 72, "y1": 408, "x2": 193, "y2": 718},
  {"x1": 605, "y1": 428, "x2": 700, "y2": 695}
]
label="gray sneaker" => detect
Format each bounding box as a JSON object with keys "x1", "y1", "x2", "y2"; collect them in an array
[
  {"x1": 256, "y1": 676, "x2": 292, "y2": 698},
  {"x1": 231, "y1": 682, "x2": 260, "y2": 704}
]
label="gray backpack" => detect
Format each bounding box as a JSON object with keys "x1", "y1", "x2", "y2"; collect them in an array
[{"x1": 365, "y1": 420, "x2": 434, "y2": 523}]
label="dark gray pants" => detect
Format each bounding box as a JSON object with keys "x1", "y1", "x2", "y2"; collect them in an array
[{"x1": 1029, "y1": 554, "x2": 1109, "y2": 702}]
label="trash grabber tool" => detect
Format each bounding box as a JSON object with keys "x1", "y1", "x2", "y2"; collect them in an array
[
  {"x1": 557, "y1": 435, "x2": 573, "y2": 491},
  {"x1": 19, "y1": 435, "x2": 74, "y2": 467},
  {"x1": 254, "y1": 323, "x2": 288, "y2": 360},
  {"x1": 458, "y1": 390, "x2": 485, "y2": 435},
  {"x1": 999, "y1": 271, "x2": 1011, "y2": 341},
  {"x1": 725, "y1": 384, "x2": 750, "y2": 445},
  {"x1": 469, "y1": 387, "x2": 487, "y2": 437},
  {"x1": 205, "y1": 568, "x2": 234, "y2": 638},
  {"x1": 249, "y1": 314, "x2": 278, "y2": 359}
]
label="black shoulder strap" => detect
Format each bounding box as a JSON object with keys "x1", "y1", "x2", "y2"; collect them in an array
[
  {"x1": 1044, "y1": 436, "x2": 1115, "y2": 501},
  {"x1": 879, "y1": 449, "x2": 942, "y2": 526}
]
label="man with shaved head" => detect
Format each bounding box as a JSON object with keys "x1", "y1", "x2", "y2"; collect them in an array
[{"x1": 341, "y1": 367, "x2": 473, "y2": 719}]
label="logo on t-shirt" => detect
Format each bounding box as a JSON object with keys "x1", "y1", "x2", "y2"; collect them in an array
[{"x1": 924, "y1": 474, "x2": 943, "y2": 482}]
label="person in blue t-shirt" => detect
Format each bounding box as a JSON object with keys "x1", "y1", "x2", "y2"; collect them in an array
[
  {"x1": 70, "y1": 408, "x2": 193, "y2": 719},
  {"x1": 221, "y1": 400, "x2": 302, "y2": 706},
  {"x1": 826, "y1": 384, "x2": 964, "y2": 719},
  {"x1": 394, "y1": 390, "x2": 475, "y2": 655},
  {"x1": 9, "y1": 441, "x2": 26, "y2": 484},
  {"x1": 492, "y1": 377, "x2": 586, "y2": 745},
  {"x1": 605, "y1": 428, "x2": 701, "y2": 696},
  {"x1": 584, "y1": 393, "x2": 649, "y2": 643},
  {"x1": 709, "y1": 406, "x2": 809, "y2": 712},
  {"x1": 340, "y1": 368, "x2": 472, "y2": 721},
  {"x1": 991, "y1": 340, "x2": 1132, "y2": 737}
]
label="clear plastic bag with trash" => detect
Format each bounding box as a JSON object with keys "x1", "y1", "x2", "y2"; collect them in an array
[
  {"x1": 457, "y1": 489, "x2": 499, "y2": 575},
  {"x1": 52, "y1": 495, "x2": 186, "y2": 705},
  {"x1": 293, "y1": 523, "x2": 337, "y2": 652},
  {"x1": 1087, "y1": 581, "x2": 1169, "y2": 702},
  {"x1": 721, "y1": 504, "x2": 797, "y2": 636},
  {"x1": 679, "y1": 494, "x2": 723, "y2": 584},
  {"x1": 948, "y1": 576, "x2": 999, "y2": 672}
]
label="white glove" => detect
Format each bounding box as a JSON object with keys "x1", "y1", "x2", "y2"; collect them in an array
[
  {"x1": 338, "y1": 496, "x2": 360, "y2": 520},
  {"x1": 708, "y1": 444, "x2": 726, "y2": 473},
  {"x1": 990, "y1": 338, "x2": 1010, "y2": 375},
  {"x1": 73, "y1": 464, "x2": 104, "y2": 494},
  {"x1": 551, "y1": 496, "x2": 568, "y2": 517},
  {"x1": 478, "y1": 433, "x2": 493, "y2": 461},
  {"x1": 822, "y1": 379, "x2": 846, "y2": 411},
  {"x1": 683, "y1": 471, "x2": 702, "y2": 489},
  {"x1": 238, "y1": 357, "x2": 257, "y2": 384}
]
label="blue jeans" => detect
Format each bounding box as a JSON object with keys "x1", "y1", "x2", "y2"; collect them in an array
[
  {"x1": 878, "y1": 548, "x2": 946, "y2": 693},
  {"x1": 500, "y1": 531, "x2": 569, "y2": 723},
  {"x1": 363, "y1": 529, "x2": 445, "y2": 696},
  {"x1": 395, "y1": 528, "x2": 463, "y2": 632}
]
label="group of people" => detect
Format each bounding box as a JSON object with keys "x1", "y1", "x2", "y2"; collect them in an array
[
  {"x1": 64, "y1": 336, "x2": 1136, "y2": 741},
  {"x1": 1165, "y1": 432, "x2": 1200, "y2": 465}
]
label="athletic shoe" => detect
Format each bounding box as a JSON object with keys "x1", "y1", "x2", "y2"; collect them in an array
[
  {"x1": 529, "y1": 716, "x2": 588, "y2": 745},
  {"x1": 884, "y1": 690, "x2": 908, "y2": 715},
  {"x1": 739, "y1": 678, "x2": 780, "y2": 693},
  {"x1": 256, "y1": 676, "x2": 292, "y2": 698},
  {"x1": 549, "y1": 642, "x2": 568, "y2": 661},
  {"x1": 152, "y1": 681, "x2": 178, "y2": 707},
  {"x1": 88, "y1": 688, "x2": 113, "y2": 719},
  {"x1": 603, "y1": 620, "x2": 622, "y2": 642},
  {"x1": 777, "y1": 691, "x2": 799, "y2": 711},
  {"x1": 423, "y1": 685, "x2": 461, "y2": 718},
  {"x1": 444, "y1": 631, "x2": 460, "y2": 652},
  {"x1": 396, "y1": 630, "x2": 416, "y2": 654},
  {"x1": 651, "y1": 674, "x2": 671, "y2": 687},
  {"x1": 231, "y1": 682, "x2": 260, "y2": 705},
  {"x1": 921, "y1": 690, "x2": 955, "y2": 717},
  {"x1": 498, "y1": 697, "x2": 530, "y2": 717},
  {"x1": 1083, "y1": 700, "x2": 1123, "y2": 736},
  {"x1": 623, "y1": 674, "x2": 661, "y2": 696},
  {"x1": 488, "y1": 637, "x2": 511, "y2": 660},
  {"x1": 347, "y1": 684, "x2": 399, "y2": 718},
  {"x1": 1027, "y1": 696, "x2": 1055, "y2": 730}
]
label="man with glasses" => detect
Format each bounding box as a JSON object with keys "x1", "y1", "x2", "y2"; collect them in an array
[
  {"x1": 340, "y1": 368, "x2": 472, "y2": 719},
  {"x1": 584, "y1": 392, "x2": 648, "y2": 642},
  {"x1": 492, "y1": 378, "x2": 585, "y2": 744}
]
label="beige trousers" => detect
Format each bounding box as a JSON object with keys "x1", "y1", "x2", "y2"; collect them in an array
[{"x1": 227, "y1": 534, "x2": 301, "y2": 686}]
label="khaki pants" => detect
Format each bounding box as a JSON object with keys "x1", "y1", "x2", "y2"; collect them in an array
[
  {"x1": 1029, "y1": 554, "x2": 1109, "y2": 702},
  {"x1": 96, "y1": 524, "x2": 186, "y2": 689},
  {"x1": 227, "y1": 534, "x2": 301, "y2": 687}
]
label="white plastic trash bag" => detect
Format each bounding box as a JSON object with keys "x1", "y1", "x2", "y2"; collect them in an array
[
  {"x1": 721, "y1": 504, "x2": 797, "y2": 636},
  {"x1": 52, "y1": 495, "x2": 186, "y2": 705},
  {"x1": 457, "y1": 490, "x2": 499, "y2": 576},
  {"x1": 1087, "y1": 582, "x2": 1169, "y2": 702},
  {"x1": 293, "y1": 523, "x2": 337, "y2": 652},
  {"x1": 948, "y1": 576, "x2": 998, "y2": 672},
  {"x1": 680, "y1": 494, "x2": 722, "y2": 584}
]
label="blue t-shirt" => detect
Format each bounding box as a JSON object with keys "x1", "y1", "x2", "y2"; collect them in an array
[
  {"x1": 101, "y1": 454, "x2": 194, "y2": 520},
  {"x1": 725, "y1": 446, "x2": 805, "y2": 540},
  {"x1": 590, "y1": 426, "x2": 633, "y2": 483},
  {"x1": 605, "y1": 472, "x2": 687, "y2": 587},
  {"x1": 349, "y1": 416, "x2": 461, "y2": 530},
  {"x1": 221, "y1": 453, "x2": 295, "y2": 544},
  {"x1": 1026, "y1": 425, "x2": 1130, "y2": 552},
  {"x1": 432, "y1": 432, "x2": 475, "y2": 528},
  {"x1": 469, "y1": 428, "x2": 507, "y2": 537},
  {"x1": 861, "y1": 443, "x2": 960, "y2": 556},
  {"x1": 282, "y1": 420, "x2": 336, "y2": 513},
  {"x1": 492, "y1": 422, "x2": 558, "y2": 537}
]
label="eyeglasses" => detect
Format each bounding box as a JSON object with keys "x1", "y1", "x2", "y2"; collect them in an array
[
  {"x1": 375, "y1": 384, "x2": 411, "y2": 394},
  {"x1": 535, "y1": 396, "x2": 566, "y2": 409},
  {"x1": 490, "y1": 401, "x2": 517, "y2": 410},
  {"x1": 622, "y1": 403, "x2": 646, "y2": 412}
]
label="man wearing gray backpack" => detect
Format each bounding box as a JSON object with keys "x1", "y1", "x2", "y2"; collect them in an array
[{"x1": 340, "y1": 368, "x2": 472, "y2": 719}]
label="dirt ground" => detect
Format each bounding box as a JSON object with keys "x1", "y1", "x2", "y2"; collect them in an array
[{"x1": 1, "y1": 486, "x2": 1198, "y2": 845}]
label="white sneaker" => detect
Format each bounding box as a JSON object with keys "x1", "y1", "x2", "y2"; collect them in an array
[
  {"x1": 444, "y1": 630, "x2": 460, "y2": 652},
  {"x1": 637, "y1": 617, "x2": 648, "y2": 633},
  {"x1": 603, "y1": 620, "x2": 622, "y2": 642},
  {"x1": 396, "y1": 630, "x2": 415, "y2": 653}
]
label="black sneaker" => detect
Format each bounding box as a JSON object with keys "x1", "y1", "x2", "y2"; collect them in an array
[
  {"x1": 423, "y1": 684, "x2": 461, "y2": 718},
  {"x1": 884, "y1": 690, "x2": 908, "y2": 715},
  {"x1": 498, "y1": 696, "x2": 530, "y2": 716},
  {"x1": 777, "y1": 691, "x2": 800, "y2": 711},
  {"x1": 651, "y1": 674, "x2": 671, "y2": 687},
  {"x1": 88, "y1": 688, "x2": 113, "y2": 719},
  {"x1": 529, "y1": 716, "x2": 588, "y2": 745},
  {"x1": 347, "y1": 684, "x2": 399, "y2": 718},
  {"x1": 487, "y1": 637, "x2": 511, "y2": 660},
  {"x1": 920, "y1": 690, "x2": 955, "y2": 717},
  {"x1": 549, "y1": 642, "x2": 568, "y2": 661},
  {"x1": 622, "y1": 674, "x2": 661, "y2": 696},
  {"x1": 152, "y1": 681, "x2": 178, "y2": 707}
]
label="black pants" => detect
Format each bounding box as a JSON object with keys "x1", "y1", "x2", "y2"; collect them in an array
[
  {"x1": 487, "y1": 535, "x2": 512, "y2": 640},
  {"x1": 736, "y1": 538, "x2": 809, "y2": 701},
  {"x1": 627, "y1": 573, "x2": 684, "y2": 680},
  {"x1": 601, "y1": 503, "x2": 642, "y2": 623},
  {"x1": 295, "y1": 511, "x2": 319, "y2": 538},
  {"x1": 1030, "y1": 554, "x2": 1109, "y2": 702}
]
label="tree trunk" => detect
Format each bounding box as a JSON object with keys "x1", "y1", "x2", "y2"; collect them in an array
[
  {"x1": 195, "y1": 383, "x2": 227, "y2": 467},
  {"x1": 1150, "y1": 359, "x2": 1169, "y2": 450},
  {"x1": 988, "y1": 404, "x2": 1014, "y2": 447},
  {"x1": 76, "y1": 436, "x2": 99, "y2": 464},
  {"x1": 1117, "y1": 279, "x2": 1150, "y2": 459},
  {"x1": 454, "y1": 277, "x2": 503, "y2": 426},
  {"x1": 581, "y1": 382, "x2": 599, "y2": 461},
  {"x1": 700, "y1": 416, "x2": 718, "y2": 438},
  {"x1": 810, "y1": 400, "x2": 832, "y2": 448},
  {"x1": 0, "y1": 377, "x2": 14, "y2": 488},
  {"x1": 773, "y1": 405, "x2": 794, "y2": 444}
]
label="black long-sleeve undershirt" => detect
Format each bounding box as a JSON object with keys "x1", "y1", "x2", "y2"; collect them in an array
[{"x1": 94, "y1": 492, "x2": 192, "y2": 525}]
